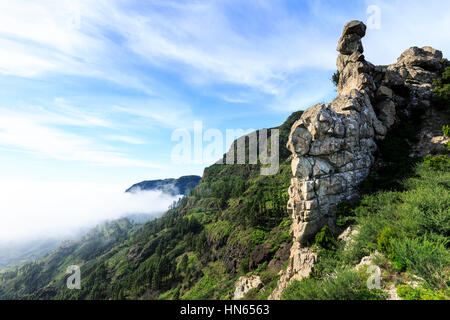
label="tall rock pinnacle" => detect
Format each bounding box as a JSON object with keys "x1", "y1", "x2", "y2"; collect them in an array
[{"x1": 269, "y1": 20, "x2": 446, "y2": 299}]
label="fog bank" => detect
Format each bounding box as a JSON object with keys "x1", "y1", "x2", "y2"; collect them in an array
[{"x1": 0, "y1": 181, "x2": 180, "y2": 242}]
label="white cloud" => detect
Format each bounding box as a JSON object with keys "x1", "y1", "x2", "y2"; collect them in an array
[
  {"x1": 362, "y1": 0, "x2": 450, "y2": 66},
  {"x1": 0, "y1": 0, "x2": 338, "y2": 98},
  {"x1": 103, "y1": 135, "x2": 146, "y2": 145},
  {"x1": 113, "y1": 99, "x2": 196, "y2": 130},
  {"x1": 0, "y1": 180, "x2": 180, "y2": 242},
  {"x1": 1, "y1": 0, "x2": 449, "y2": 114},
  {"x1": 105, "y1": 1, "x2": 338, "y2": 95}
]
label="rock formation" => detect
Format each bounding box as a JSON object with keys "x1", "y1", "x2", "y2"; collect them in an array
[
  {"x1": 234, "y1": 275, "x2": 263, "y2": 300},
  {"x1": 269, "y1": 20, "x2": 446, "y2": 300}
]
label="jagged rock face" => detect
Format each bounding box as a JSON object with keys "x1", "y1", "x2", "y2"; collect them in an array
[
  {"x1": 234, "y1": 275, "x2": 262, "y2": 300},
  {"x1": 286, "y1": 21, "x2": 382, "y2": 247},
  {"x1": 270, "y1": 20, "x2": 446, "y2": 299}
]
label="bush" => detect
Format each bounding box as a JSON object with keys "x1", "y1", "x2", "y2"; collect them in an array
[
  {"x1": 391, "y1": 237, "x2": 450, "y2": 290},
  {"x1": 377, "y1": 226, "x2": 405, "y2": 271},
  {"x1": 443, "y1": 125, "x2": 450, "y2": 137},
  {"x1": 424, "y1": 155, "x2": 450, "y2": 171},
  {"x1": 314, "y1": 226, "x2": 336, "y2": 250},
  {"x1": 251, "y1": 229, "x2": 269, "y2": 246},
  {"x1": 431, "y1": 66, "x2": 450, "y2": 111},
  {"x1": 332, "y1": 71, "x2": 340, "y2": 87},
  {"x1": 377, "y1": 226, "x2": 395, "y2": 256},
  {"x1": 336, "y1": 200, "x2": 356, "y2": 227},
  {"x1": 239, "y1": 257, "x2": 250, "y2": 274},
  {"x1": 397, "y1": 284, "x2": 449, "y2": 300},
  {"x1": 349, "y1": 162, "x2": 449, "y2": 276},
  {"x1": 281, "y1": 269, "x2": 386, "y2": 300}
]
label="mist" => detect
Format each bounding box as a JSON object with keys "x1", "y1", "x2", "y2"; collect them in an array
[{"x1": 0, "y1": 180, "x2": 181, "y2": 243}]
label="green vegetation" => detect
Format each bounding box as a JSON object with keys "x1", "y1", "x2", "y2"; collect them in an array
[
  {"x1": 0, "y1": 111, "x2": 303, "y2": 300},
  {"x1": 432, "y1": 66, "x2": 450, "y2": 112},
  {"x1": 314, "y1": 226, "x2": 336, "y2": 250},
  {"x1": 284, "y1": 159, "x2": 450, "y2": 300},
  {"x1": 443, "y1": 124, "x2": 450, "y2": 137},
  {"x1": 2, "y1": 66, "x2": 450, "y2": 300},
  {"x1": 281, "y1": 269, "x2": 387, "y2": 300},
  {"x1": 424, "y1": 155, "x2": 450, "y2": 171},
  {"x1": 397, "y1": 284, "x2": 449, "y2": 300}
]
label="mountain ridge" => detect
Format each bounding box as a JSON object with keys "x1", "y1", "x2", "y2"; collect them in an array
[{"x1": 125, "y1": 175, "x2": 201, "y2": 196}]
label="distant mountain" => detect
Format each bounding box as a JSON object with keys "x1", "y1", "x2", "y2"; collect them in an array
[
  {"x1": 125, "y1": 175, "x2": 201, "y2": 196},
  {"x1": 0, "y1": 176, "x2": 200, "y2": 271}
]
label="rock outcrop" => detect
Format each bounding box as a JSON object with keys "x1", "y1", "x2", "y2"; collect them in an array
[
  {"x1": 234, "y1": 275, "x2": 263, "y2": 300},
  {"x1": 269, "y1": 20, "x2": 446, "y2": 300}
]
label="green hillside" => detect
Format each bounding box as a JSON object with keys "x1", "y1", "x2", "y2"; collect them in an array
[{"x1": 0, "y1": 111, "x2": 304, "y2": 300}]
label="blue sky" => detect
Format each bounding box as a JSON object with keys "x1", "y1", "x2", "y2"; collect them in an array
[{"x1": 1, "y1": 0, "x2": 450, "y2": 187}]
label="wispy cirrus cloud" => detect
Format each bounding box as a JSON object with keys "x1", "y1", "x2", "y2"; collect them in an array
[
  {"x1": 103, "y1": 135, "x2": 146, "y2": 145},
  {"x1": 0, "y1": 0, "x2": 338, "y2": 98},
  {"x1": 0, "y1": 107, "x2": 163, "y2": 168},
  {"x1": 1, "y1": 0, "x2": 450, "y2": 175},
  {"x1": 1, "y1": 0, "x2": 450, "y2": 108}
]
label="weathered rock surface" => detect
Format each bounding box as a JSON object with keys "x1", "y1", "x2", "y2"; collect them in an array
[
  {"x1": 269, "y1": 246, "x2": 317, "y2": 300},
  {"x1": 234, "y1": 275, "x2": 263, "y2": 300},
  {"x1": 355, "y1": 251, "x2": 382, "y2": 270},
  {"x1": 270, "y1": 20, "x2": 446, "y2": 299},
  {"x1": 337, "y1": 226, "x2": 359, "y2": 248},
  {"x1": 249, "y1": 243, "x2": 272, "y2": 270}
]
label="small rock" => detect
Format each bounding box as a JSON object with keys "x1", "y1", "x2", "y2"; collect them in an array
[{"x1": 234, "y1": 275, "x2": 263, "y2": 300}]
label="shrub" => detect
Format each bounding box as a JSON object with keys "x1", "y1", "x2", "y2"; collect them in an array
[
  {"x1": 391, "y1": 237, "x2": 450, "y2": 290},
  {"x1": 402, "y1": 182, "x2": 450, "y2": 237},
  {"x1": 377, "y1": 226, "x2": 395, "y2": 256},
  {"x1": 443, "y1": 125, "x2": 450, "y2": 137},
  {"x1": 281, "y1": 269, "x2": 386, "y2": 300},
  {"x1": 336, "y1": 200, "x2": 356, "y2": 227},
  {"x1": 431, "y1": 66, "x2": 450, "y2": 111},
  {"x1": 377, "y1": 226, "x2": 406, "y2": 271},
  {"x1": 332, "y1": 71, "x2": 340, "y2": 87},
  {"x1": 251, "y1": 229, "x2": 269, "y2": 246},
  {"x1": 314, "y1": 226, "x2": 336, "y2": 250},
  {"x1": 397, "y1": 284, "x2": 449, "y2": 300},
  {"x1": 424, "y1": 155, "x2": 450, "y2": 171},
  {"x1": 239, "y1": 257, "x2": 250, "y2": 274}
]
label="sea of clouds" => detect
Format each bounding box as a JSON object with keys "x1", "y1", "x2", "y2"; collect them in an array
[{"x1": 0, "y1": 180, "x2": 181, "y2": 243}]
